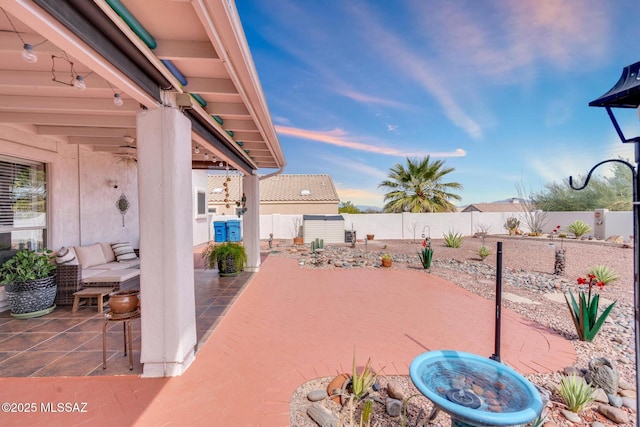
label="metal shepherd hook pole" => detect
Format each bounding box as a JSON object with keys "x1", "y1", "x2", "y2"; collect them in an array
[
  {"x1": 570, "y1": 157, "x2": 640, "y2": 420},
  {"x1": 491, "y1": 241, "x2": 503, "y2": 362}
]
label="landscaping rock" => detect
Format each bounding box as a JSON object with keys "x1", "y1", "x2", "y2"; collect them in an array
[
  {"x1": 387, "y1": 381, "x2": 405, "y2": 400},
  {"x1": 607, "y1": 393, "x2": 623, "y2": 408},
  {"x1": 560, "y1": 409, "x2": 581, "y2": 423},
  {"x1": 598, "y1": 404, "x2": 629, "y2": 424},
  {"x1": 385, "y1": 398, "x2": 402, "y2": 417},
  {"x1": 618, "y1": 380, "x2": 634, "y2": 390},
  {"x1": 593, "y1": 388, "x2": 608, "y2": 403},
  {"x1": 621, "y1": 396, "x2": 635, "y2": 410},
  {"x1": 563, "y1": 366, "x2": 582, "y2": 376},
  {"x1": 619, "y1": 389, "x2": 636, "y2": 398},
  {"x1": 584, "y1": 358, "x2": 619, "y2": 395},
  {"x1": 590, "y1": 422, "x2": 606, "y2": 427},
  {"x1": 307, "y1": 389, "x2": 328, "y2": 402},
  {"x1": 307, "y1": 403, "x2": 339, "y2": 427}
]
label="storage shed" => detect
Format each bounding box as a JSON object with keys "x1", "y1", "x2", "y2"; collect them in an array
[{"x1": 302, "y1": 215, "x2": 345, "y2": 244}]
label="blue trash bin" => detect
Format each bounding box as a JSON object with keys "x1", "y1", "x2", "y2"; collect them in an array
[
  {"x1": 214, "y1": 221, "x2": 227, "y2": 242},
  {"x1": 226, "y1": 220, "x2": 241, "y2": 242}
]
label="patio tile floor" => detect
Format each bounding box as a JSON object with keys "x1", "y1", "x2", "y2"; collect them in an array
[
  {"x1": 0, "y1": 254, "x2": 576, "y2": 426},
  {"x1": 0, "y1": 268, "x2": 250, "y2": 378}
]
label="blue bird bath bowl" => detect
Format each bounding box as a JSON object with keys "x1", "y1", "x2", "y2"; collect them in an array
[{"x1": 410, "y1": 350, "x2": 542, "y2": 427}]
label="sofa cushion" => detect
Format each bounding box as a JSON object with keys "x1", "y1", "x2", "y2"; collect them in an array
[
  {"x1": 74, "y1": 243, "x2": 107, "y2": 268},
  {"x1": 87, "y1": 262, "x2": 129, "y2": 271},
  {"x1": 82, "y1": 268, "x2": 139, "y2": 283},
  {"x1": 100, "y1": 243, "x2": 117, "y2": 262},
  {"x1": 111, "y1": 242, "x2": 137, "y2": 262},
  {"x1": 81, "y1": 269, "x2": 107, "y2": 279},
  {"x1": 119, "y1": 258, "x2": 140, "y2": 268},
  {"x1": 56, "y1": 247, "x2": 78, "y2": 265}
]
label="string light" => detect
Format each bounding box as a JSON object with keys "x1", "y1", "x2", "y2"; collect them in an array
[
  {"x1": 194, "y1": 146, "x2": 200, "y2": 154},
  {"x1": 74, "y1": 75, "x2": 86, "y2": 90},
  {"x1": 1, "y1": 8, "x2": 46, "y2": 64},
  {"x1": 51, "y1": 53, "x2": 92, "y2": 90},
  {"x1": 113, "y1": 93, "x2": 124, "y2": 106},
  {"x1": 22, "y1": 44, "x2": 37, "y2": 63}
]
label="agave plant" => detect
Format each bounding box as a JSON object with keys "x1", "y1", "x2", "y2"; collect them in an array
[
  {"x1": 558, "y1": 374, "x2": 596, "y2": 413},
  {"x1": 587, "y1": 265, "x2": 620, "y2": 285},
  {"x1": 443, "y1": 230, "x2": 463, "y2": 248},
  {"x1": 566, "y1": 220, "x2": 591, "y2": 239}
]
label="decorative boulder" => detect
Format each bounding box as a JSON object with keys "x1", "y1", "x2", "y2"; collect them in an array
[{"x1": 584, "y1": 358, "x2": 619, "y2": 395}]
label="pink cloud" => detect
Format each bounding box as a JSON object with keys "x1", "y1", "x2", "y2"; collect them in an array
[{"x1": 275, "y1": 125, "x2": 466, "y2": 158}]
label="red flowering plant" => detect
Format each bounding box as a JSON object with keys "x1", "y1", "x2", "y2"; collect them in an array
[
  {"x1": 417, "y1": 237, "x2": 433, "y2": 272},
  {"x1": 564, "y1": 274, "x2": 616, "y2": 342}
]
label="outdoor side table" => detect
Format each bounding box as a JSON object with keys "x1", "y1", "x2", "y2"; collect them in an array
[
  {"x1": 102, "y1": 308, "x2": 140, "y2": 370},
  {"x1": 71, "y1": 287, "x2": 114, "y2": 313}
]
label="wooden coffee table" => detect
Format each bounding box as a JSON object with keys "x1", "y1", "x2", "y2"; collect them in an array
[{"x1": 72, "y1": 287, "x2": 114, "y2": 313}]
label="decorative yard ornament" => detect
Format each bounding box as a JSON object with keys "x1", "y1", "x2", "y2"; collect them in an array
[
  {"x1": 585, "y1": 60, "x2": 640, "y2": 419},
  {"x1": 116, "y1": 193, "x2": 130, "y2": 227}
]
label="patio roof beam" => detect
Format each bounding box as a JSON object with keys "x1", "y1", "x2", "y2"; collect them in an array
[
  {"x1": 35, "y1": 126, "x2": 133, "y2": 137},
  {"x1": 0, "y1": 112, "x2": 135, "y2": 127},
  {"x1": 0, "y1": 95, "x2": 138, "y2": 113},
  {"x1": 67, "y1": 136, "x2": 132, "y2": 146}
]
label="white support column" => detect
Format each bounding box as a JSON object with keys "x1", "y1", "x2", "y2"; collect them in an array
[
  {"x1": 137, "y1": 106, "x2": 197, "y2": 377},
  {"x1": 243, "y1": 173, "x2": 260, "y2": 272}
]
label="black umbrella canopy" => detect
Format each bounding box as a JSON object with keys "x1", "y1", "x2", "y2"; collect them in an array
[{"x1": 590, "y1": 61, "x2": 640, "y2": 108}]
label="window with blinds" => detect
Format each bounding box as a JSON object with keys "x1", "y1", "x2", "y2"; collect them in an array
[{"x1": 0, "y1": 155, "x2": 47, "y2": 262}]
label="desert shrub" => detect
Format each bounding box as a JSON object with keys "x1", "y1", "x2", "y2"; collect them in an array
[
  {"x1": 587, "y1": 265, "x2": 620, "y2": 285},
  {"x1": 504, "y1": 217, "x2": 520, "y2": 235},
  {"x1": 566, "y1": 220, "x2": 591, "y2": 239},
  {"x1": 558, "y1": 374, "x2": 595, "y2": 413},
  {"x1": 443, "y1": 231, "x2": 463, "y2": 248},
  {"x1": 478, "y1": 246, "x2": 491, "y2": 261}
]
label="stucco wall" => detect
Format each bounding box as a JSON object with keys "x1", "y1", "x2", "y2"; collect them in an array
[
  {"x1": 260, "y1": 210, "x2": 633, "y2": 241},
  {"x1": 0, "y1": 124, "x2": 140, "y2": 250}
]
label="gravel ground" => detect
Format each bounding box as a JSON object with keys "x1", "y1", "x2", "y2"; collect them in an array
[{"x1": 275, "y1": 235, "x2": 637, "y2": 426}]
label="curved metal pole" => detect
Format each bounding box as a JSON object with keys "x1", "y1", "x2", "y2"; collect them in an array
[{"x1": 570, "y1": 157, "x2": 639, "y2": 420}]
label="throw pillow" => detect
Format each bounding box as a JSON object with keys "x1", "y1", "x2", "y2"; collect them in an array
[
  {"x1": 56, "y1": 247, "x2": 78, "y2": 265},
  {"x1": 111, "y1": 242, "x2": 137, "y2": 262}
]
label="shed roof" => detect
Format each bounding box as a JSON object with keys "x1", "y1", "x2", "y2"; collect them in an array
[
  {"x1": 207, "y1": 174, "x2": 340, "y2": 203},
  {"x1": 462, "y1": 203, "x2": 525, "y2": 213}
]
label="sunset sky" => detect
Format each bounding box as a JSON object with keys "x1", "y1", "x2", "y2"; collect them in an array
[{"x1": 236, "y1": 0, "x2": 640, "y2": 207}]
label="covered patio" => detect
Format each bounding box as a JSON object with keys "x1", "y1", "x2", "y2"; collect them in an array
[
  {"x1": 0, "y1": 0, "x2": 284, "y2": 377},
  {"x1": 0, "y1": 255, "x2": 575, "y2": 425}
]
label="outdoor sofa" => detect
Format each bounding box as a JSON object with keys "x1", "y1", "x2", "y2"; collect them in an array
[{"x1": 54, "y1": 242, "x2": 140, "y2": 306}]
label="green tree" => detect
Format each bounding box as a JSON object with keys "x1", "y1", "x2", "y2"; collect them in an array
[
  {"x1": 378, "y1": 157, "x2": 462, "y2": 213},
  {"x1": 338, "y1": 201, "x2": 361, "y2": 214},
  {"x1": 534, "y1": 160, "x2": 632, "y2": 211}
]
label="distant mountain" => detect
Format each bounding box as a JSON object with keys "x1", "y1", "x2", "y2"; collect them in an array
[{"x1": 356, "y1": 205, "x2": 383, "y2": 213}]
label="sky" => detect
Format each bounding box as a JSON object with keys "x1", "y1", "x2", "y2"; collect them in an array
[{"x1": 236, "y1": 0, "x2": 640, "y2": 208}]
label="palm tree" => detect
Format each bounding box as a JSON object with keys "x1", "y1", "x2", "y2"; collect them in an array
[{"x1": 378, "y1": 157, "x2": 462, "y2": 213}]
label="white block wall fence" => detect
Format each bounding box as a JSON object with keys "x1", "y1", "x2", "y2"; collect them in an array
[{"x1": 256, "y1": 210, "x2": 633, "y2": 242}]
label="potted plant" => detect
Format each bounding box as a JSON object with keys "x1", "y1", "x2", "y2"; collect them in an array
[
  {"x1": 0, "y1": 249, "x2": 57, "y2": 318},
  {"x1": 292, "y1": 217, "x2": 304, "y2": 245},
  {"x1": 381, "y1": 254, "x2": 392, "y2": 268},
  {"x1": 202, "y1": 241, "x2": 247, "y2": 277}
]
